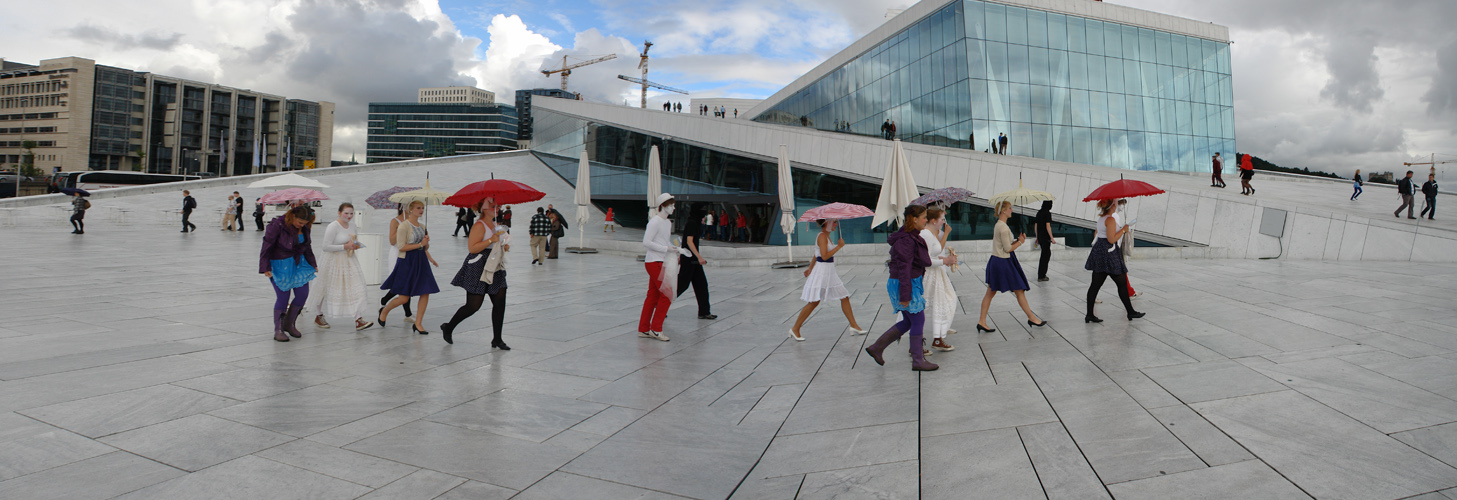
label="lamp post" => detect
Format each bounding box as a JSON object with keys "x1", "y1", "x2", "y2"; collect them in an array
[{"x1": 15, "y1": 98, "x2": 25, "y2": 197}]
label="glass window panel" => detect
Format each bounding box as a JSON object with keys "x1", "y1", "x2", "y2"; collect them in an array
[
  {"x1": 1051, "y1": 50, "x2": 1070, "y2": 88},
  {"x1": 920, "y1": 57, "x2": 933, "y2": 96},
  {"x1": 1107, "y1": 93, "x2": 1126, "y2": 130},
  {"x1": 932, "y1": 50, "x2": 946, "y2": 90},
  {"x1": 1032, "y1": 124, "x2": 1051, "y2": 158},
  {"x1": 1073, "y1": 127, "x2": 1092, "y2": 164},
  {"x1": 967, "y1": 40, "x2": 987, "y2": 79},
  {"x1": 900, "y1": 38, "x2": 912, "y2": 68},
  {"x1": 1175, "y1": 100, "x2": 1191, "y2": 135},
  {"x1": 971, "y1": 79, "x2": 989, "y2": 120},
  {"x1": 1143, "y1": 132, "x2": 1160, "y2": 167},
  {"x1": 920, "y1": 19, "x2": 932, "y2": 56},
  {"x1": 1103, "y1": 22, "x2": 1121, "y2": 58},
  {"x1": 1111, "y1": 130, "x2": 1131, "y2": 169},
  {"x1": 1191, "y1": 102, "x2": 1206, "y2": 137},
  {"x1": 1220, "y1": 75, "x2": 1233, "y2": 106},
  {"x1": 1106, "y1": 56, "x2": 1124, "y2": 93},
  {"x1": 953, "y1": 2, "x2": 965, "y2": 40},
  {"x1": 1124, "y1": 59, "x2": 1141, "y2": 95},
  {"x1": 965, "y1": 0, "x2": 985, "y2": 39},
  {"x1": 1031, "y1": 85, "x2": 1051, "y2": 124},
  {"x1": 1143, "y1": 96, "x2": 1160, "y2": 132},
  {"x1": 1085, "y1": 20, "x2": 1104, "y2": 56},
  {"x1": 1069, "y1": 51, "x2": 1088, "y2": 90},
  {"x1": 1158, "y1": 64, "x2": 1175, "y2": 99},
  {"x1": 1008, "y1": 43, "x2": 1030, "y2": 84},
  {"x1": 1087, "y1": 55, "x2": 1106, "y2": 92},
  {"x1": 1139, "y1": 28, "x2": 1156, "y2": 63},
  {"x1": 1202, "y1": 39, "x2": 1219, "y2": 73},
  {"x1": 955, "y1": 41, "x2": 969, "y2": 84},
  {"x1": 1222, "y1": 107, "x2": 1234, "y2": 139},
  {"x1": 1010, "y1": 82, "x2": 1031, "y2": 123},
  {"x1": 1054, "y1": 125, "x2": 1075, "y2": 162},
  {"x1": 1170, "y1": 35, "x2": 1187, "y2": 68},
  {"x1": 1089, "y1": 92, "x2": 1109, "y2": 129},
  {"x1": 1071, "y1": 89, "x2": 1090, "y2": 127},
  {"x1": 1047, "y1": 13, "x2": 1068, "y2": 50},
  {"x1": 1218, "y1": 44, "x2": 1231, "y2": 74},
  {"x1": 931, "y1": 11, "x2": 945, "y2": 51},
  {"x1": 1156, "y1": 32, "x2": 1173, "y2": 65},
  {"x1": 1124, "y1": 93, "x2": 1143, "y2": 130},
  {"x1": 1206, "y1": 104, "x2": 1220, "y2": 138},
  {"x1": 1175, "y1": 68, "x2": 1190, "y2": 101},
  {"x1": 1052, "y1": 86, "x2": 1072, "y2": 126},
  {"x1": 987, "y1": 41, "x2": 1009, "y2": 81},
  {"x1": 1006, "y1": 7, "x2": 1027, "y2": 46},
  {"x1": 898, "y1": 67, "x2": 911, "y2": 105},
  {"x1": 956, "y1": 80, "x2": 971, "y2": 121},
  {"x1": 1067, "y1": 17, "x2": 1085, "y2": 53},
  {"x1": 988, "y1": 80, "x2": 1010, "y2": 122},
  {"x1": 1026, "y1": 10, "x2": 1047, "y2": 48},
  {"x1": 1127, "y1": 131, "x2": 1145, "y2": 169},
  {"x1": 985, "y1": 3, "x2": 1006, "y2": 42},
  {"x1": 1029, "y1": 47, "x2": 1051, "y2": 86},
  {"x1": 1177, "y1": 135, "x2": 1192, "y2": 171},
  {"x1": 1190, "y1": 70, "x2": 1204, "y2": 103},
  {"x1": 1092, "y1": 128, "x2": 1110, "y2": 166},
  {"x1": 973, "y1": 119, "x2": 990, "y2": 150},
  {"x1": 1187, "y1": 37, "x2": 1203, "y2": 70},
  {"x1": 1122, "y1": 25, "x2": 1140, "y2": 61},
  {"x1": 1012, "y1": 122, "x2": 1032, "y2": 156},
  {"x1": 1140, "y1": 61, "x2": 1158, "y2": 97}
]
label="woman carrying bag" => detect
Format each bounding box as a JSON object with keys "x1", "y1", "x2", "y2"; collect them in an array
[{"x1": 441, "y1": 197, "x2": 511, "y2": 349}]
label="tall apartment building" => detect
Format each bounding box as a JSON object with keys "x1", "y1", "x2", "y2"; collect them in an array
[
  {"x1": 0, "y1": 56, "x2": 333, "y2": 176},
  {"x1": 418, "y1": 86, "x2": 494, "y2": 104},
  {"x1": 513, "y1": 88, "x2": 578, "y2": 147}
]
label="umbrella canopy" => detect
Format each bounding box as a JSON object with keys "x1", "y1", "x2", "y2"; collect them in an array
[
  {"x1": 59, "y1": 187, "x2": 90, "y2": 197},
  {"x1": 575, "y1": 151, "x2": 592, "y2": 227},
  {"x1": 389, "y1": 178, "x2": 451, "y2": 206},
  {"x1": 443, "y1": 179, "x2": 545, "y2": 208},
  {"x1": 1083, "y1": 178, "x2": 1166, "y2": 202},
  {"x1": 911, "y1": 187, "x2": 975, "y2": 207},
  {"x1": 260, "y1": 188, "x2": 328, "y2": 205},
  {"x1": 646, "y1": 145, "x2": 662, "y2": 210},
  {"x1": 776, "y1": 145, "x2": 795, "y2": 235},
  {"x1": 365, "y1": 186, "x2": 420, "y2": 210},
  {"x1": 798, "y1": 202, "x2": 875, "y2": 222},
  {"x1": 988, "y1": 179, "x2": 1055, "y2": 208},
  {"x1": 247, "y1": 172, "x2": 329, "y2": 190},
  {"x1": 871, "y1": 139, "x2": 921, "y2": 228}
]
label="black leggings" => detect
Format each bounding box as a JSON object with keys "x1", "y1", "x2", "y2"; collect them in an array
[
  {"x1": 1087, "y1": 272, "x2": 1134, "y2": 316},
  {"x1": 446, "y1": 290, "x2": 507, "y2": 341},
  {"x1": 70, "y1": 215, "x2": 84, "y2": 232}
]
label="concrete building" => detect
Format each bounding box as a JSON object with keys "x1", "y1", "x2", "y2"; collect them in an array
[
  {"x1": 365, "y1": 101, "x2": 518, "y2": 163},
  {"x1": 418, "y1": 86, "x2": 494, "y2": 104},
  {"x1": 0, "y1": 56, "x2": 333, "y2": 176},
  {"x1": 514, "y1": 88, "x2": 578, "y2": 148}
]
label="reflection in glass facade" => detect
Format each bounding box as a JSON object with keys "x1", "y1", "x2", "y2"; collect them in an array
[
  {"x1": 754, "y1": 0, "x2": 1234, "y2": 172},
  {"x1": 531, "y1": 107, "x2": 1163, "y2": 247},
  {"x1": 366, "y1": 103, "x2": 518, "y2": 163}
]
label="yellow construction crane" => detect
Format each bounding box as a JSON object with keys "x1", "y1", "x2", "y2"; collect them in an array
[
  {"x1": 1404, "y1": 153, "x2": 1457, "y2": 178},
  {"x1": 541, "y1": 54, "x2": 618, "y2": 92}
]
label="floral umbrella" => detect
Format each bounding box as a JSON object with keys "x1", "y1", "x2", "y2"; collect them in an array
[
  {"x1": 260, "y1": 188, "x2": 328, "y2": 205},
  {"x1": 911, "y1": 187, "x2": 975, "y2": 207},
  {"x1": 797, "y1": 202, "x2": 875, "y2": 222},
  {"x1": 365, "y1": 186, "x2": 420, "y2": 210}
]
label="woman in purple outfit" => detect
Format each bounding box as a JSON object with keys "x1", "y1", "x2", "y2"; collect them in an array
[
  {"x1": 259, "y1": 206, "x2": 318, "y2": 342},
  {"x1": 864, "y1": 205, "x2": 955, "y2": 371}
]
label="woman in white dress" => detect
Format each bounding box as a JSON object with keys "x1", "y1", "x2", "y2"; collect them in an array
[
  {"x1": 789, "y1": 219, "x2": 869, "y2": 341},
  {"x1": 310, "y1": 203, "x2": 375, "y2": 331},
  {"x1": 920, "y1": 207, "x2": 957, "y2": 352},
  {"x1": 379, "y1": 205, "x2": 413, "y2": 318}
]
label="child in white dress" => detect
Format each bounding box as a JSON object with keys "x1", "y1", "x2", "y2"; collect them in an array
[{"x1": 789, "y1": 219, "x2": 869, "y2": 341}]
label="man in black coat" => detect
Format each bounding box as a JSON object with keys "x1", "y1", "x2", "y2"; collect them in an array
[
  {"x1": 181, "y1": 190, "x2": 198, "y2": 232},
  {"x1": 1396, "y1": 170, "x2": 1417, "y2": 219},
  {"x1": 233, "y1": 192, "x2": 245, "y2": 231},
  {"x1": 1421, "y1": 173, "x2": 1439, "y2": 220}
]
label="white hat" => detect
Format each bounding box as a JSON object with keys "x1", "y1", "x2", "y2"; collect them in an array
[{"x1": 655, "y1": 193, "x2": 675, "y2": 207}]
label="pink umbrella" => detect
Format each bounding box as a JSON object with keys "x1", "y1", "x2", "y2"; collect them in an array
[
  {"x1": 798, "y1": 202, "x2": 875, "y2": 222},
  {"x1": 260, "y1": 188, "x2": 329, "y2": 205}
]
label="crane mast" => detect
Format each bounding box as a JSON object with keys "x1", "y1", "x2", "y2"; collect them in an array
[{"x1": 637, "y1": 41, "x2": 654, "y2": 108}]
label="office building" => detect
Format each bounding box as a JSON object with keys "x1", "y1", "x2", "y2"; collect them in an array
[
  {"x1": 514, "y1": 88, "x2": 578, "y2": 147},
  {"x1": 0, "y1": 56, "x2": 333, "y2": 176},
  {"x1": 365, "y1": 100, "x2": 518, "y2": 163},
  {"x1": 418, "y1": 86, "x2": 494, "y2": 104}
]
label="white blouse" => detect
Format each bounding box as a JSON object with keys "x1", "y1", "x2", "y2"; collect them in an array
[
  {"x1": 321, "y1": 220, "x2": 357, "y2": 253},
  {"x1": 642, "y1": 215, "x2": 674, "y2": 263},
  {"x1": 920, "y1": 229, "x2": 946, "y2": 268}
]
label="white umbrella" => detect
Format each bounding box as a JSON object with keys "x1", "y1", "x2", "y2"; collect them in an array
[
  {"x1": 773, "y1": 144, "x2": 804, "y2": 268},
  {"x1": 569, "y1": 151, "x2": 597, "y2": 254},
  {"x1": 247, "y1": 172, "x2": 329, "y2": 190},
  {"x1": 646, "y1": 145, "x2": 662, "y2": 215},
  {"x1": 872, "y1": 139, "x2": 920, "y2": 229}
]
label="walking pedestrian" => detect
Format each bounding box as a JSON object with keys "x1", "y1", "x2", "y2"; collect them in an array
[
  {"x1": 440, "y1": 197, "x2": 511, "y2": 349},
  {"x1": 377, "y1": 200, "x2": 440, "y2": 335},
  {"x1": 881, "y1": 120, "x2": 891, "y2": 140},
  {"x1": 1396, "y1": 170, "x2": 1416, "y2": 219},
  {"x1": 735, "y1": 211, "x2": 748, "y2": 242},
  {"x1": 701, "y1": 210, "x2": 713, "y2": 240},
  {"x1": 864, "y1": 205, "x2": 940, "y2": 371},
  {"x1": 1211, "y1": 153, "x2": 1226, "y2": 188},
  {"x1": 308, "y1": 203, "x2": 375, "y2": 331},
  {"x1": 718, "y1": 209, "x2": 730, "y2": 241},
  {"x1": 888, "y1": 121, "x2": 897, "y2": 139},
  {"x1": 181, "y1": 190, "x2": 197, "y2": 232},
  {"x1": 253, "y1": 198, "x2": 266, "y2": 230},
  {"x1": 1351, "y1": 170, "x2": 1364, "y2": 201},
  {"x1": 453, "y1": 207, "x2": 475, "y2": 237},
  {"x1": 787, "y1": 219, "x2": 868, "y2": 340},
  {"x1": 222, "y1": 194, "x2": 238, "y2": 231},
  {"x1": 260, "y1": 205, "x2": 318, "y2": 342},
  {"x1": 529, "y1": 207, "x2": 550, "y2": 265},
  {"x1": 1239, "y1": 153, "x2": 1256, "y2": 195},
  {"x1": 234, "y1": 192, "x2": 245, "y2": 230},
  {"x1": 68, "y1": 191, "x2": 88, "y2": 234},
  {"x1": 379, "y1": 205, "x2": 414, "y2": 318},
  {"x1": 1421, "y1": 173, "x2": 1439, "y2": 220},
  {"x1": 502, "y1": 205, "x2": 512, "y2": 228},
  {"x1": 604, "y1": 207, "x2": 616, "y2": 232},
  {"x1": 1084, "y1": 200, "x2": 1143, "y2": 323},
  {"x1": 1034, "y1": 200, "x2": 1054, "y2": 282},
  {"x1": 999, "y1": 133, "x2": 1009, "y2": 155},
  {"x1": 639, "y1": 193, "x2": 687, "y2": 341},
  {"x1": 676, "y1": 206, "x2": 717, "y2": 320},
  {"x1": 920, "y1": 208, "x2": 960, "y2": 352},
  {"x1": 975, "y1": 201, "x2": 1046, "y2": 333},
  {"x1": 991, "y1": 138, "x2": 999, "y2": 155},
  {"x1": 545, "y1": 204, "x2": 566, "y2": 255}
]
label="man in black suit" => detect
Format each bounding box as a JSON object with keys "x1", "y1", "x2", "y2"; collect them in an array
[
  {"x1": 181, "y1": 190, "x2": 197, "y2": 232},
  {"x1": 233, "y1": 192, "x2": 245, "y2": 231}
]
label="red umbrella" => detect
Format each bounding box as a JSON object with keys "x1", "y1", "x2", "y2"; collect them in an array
[
  {"x1": 798, "y1": 202, "x2": 875, "y2": 222},
  {"x1": 443, "y1": 179, "x2": 545, "y2": 207},
  {"x1": 1083, "y1": 178, "x2": 1165, "y2": 202}
]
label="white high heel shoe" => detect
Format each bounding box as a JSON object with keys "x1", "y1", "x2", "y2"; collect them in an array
[
  {"x1": 789, "y1": 330, "x2": 805, "y2": 342},
  {"x1": 849, "y1": 327, "x2": 868, "y2": 335}
]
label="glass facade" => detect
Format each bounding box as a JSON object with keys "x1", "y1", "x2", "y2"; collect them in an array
[
  {"x1": 366, "y1": 103, "x2": 518, "y2": 163},
  {"x1": 753, "y1": 0, "x2": 1234, "y2": 172}
]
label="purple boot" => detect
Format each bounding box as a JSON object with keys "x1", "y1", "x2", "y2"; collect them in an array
[
  {"x1": 865, "y1": 326, "x2": 905, "y2": 366},
  {"x1": 273, "y1": 309, "x2": 289, "y2": 342},
  {"x1": 909, "y1": 334, "x2": 938, "y2": 371},
  {"x1": 283, "y1": 305, "x2": 304, "y2": 338}
]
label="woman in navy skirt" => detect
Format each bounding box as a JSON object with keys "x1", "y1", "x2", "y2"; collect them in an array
[
  {"x1": 378, "y1": 200, "x2": 440, "y2": 334},
  {"x1": 1085, "y1": 199, "x2": 1144, "y2": 323},
  {"x1": 975, "y1": 201, "x2": 1046, "y2": 332}
]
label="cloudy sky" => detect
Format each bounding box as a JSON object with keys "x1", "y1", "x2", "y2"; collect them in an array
[{"x1": 4, "y1": 0, "x2": 1453, "y2": 174}]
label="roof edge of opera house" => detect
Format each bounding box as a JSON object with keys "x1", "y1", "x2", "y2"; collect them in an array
[{"x1": 748, "y1": 0, "x2": 1232, "y2": 118}]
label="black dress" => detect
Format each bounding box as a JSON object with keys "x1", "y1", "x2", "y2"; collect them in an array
[{"x1": 451, "y1": 223, "x2": 506, "y2": 296}]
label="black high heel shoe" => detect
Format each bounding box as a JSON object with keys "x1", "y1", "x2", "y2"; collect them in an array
[
  {"x1": 1085, "y1": 315, "x2": 1103, "y2": 323},
  {"x1": 440, "y1": 323, "x2": 454, "y2": 344},
  {"x1": 377, "y1": 307, "x2": 387, "y2": 327},
  {"x1": 976, "y1": 323, "x2": 996, "y2": 333},
  {"x1": 413, "y1": 323, "x2": 429, "y2": 335},
  {"x1": 492, "y1": 339, "x2": 511, "y2": 350},
  {"x1": 1127, "y1": 311, "x2": 1146, "y2": 320},
  {"x1": 1028, "y1": 319, "x2": 1047, "y2": 327}
]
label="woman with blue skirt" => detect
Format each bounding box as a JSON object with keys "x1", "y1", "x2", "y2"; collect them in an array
[
  {"x1": 260, "y1": 206, "x2": 318, "y2": 342},
  {"x1": 865, "y1": 205, "x2": 955, "y2": 372},
  {"x1": 378, "y1": 200, "x2": 441, "y2": 334},
  {"x1": 975, "y1": 201, "x2": 1047, "y2": 332}
]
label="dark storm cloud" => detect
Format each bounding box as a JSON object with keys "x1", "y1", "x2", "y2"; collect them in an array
[
  {"x1": 1422, "y1": 39, "x2": 1457, "y2": 120},
  {"x1": 245, "y1": 32, "x2": 294, "y2": 65},
  {"x1": 67, "y1": 24, "x2": 183, "y2": 51},
  {"x1": 1319, "y1": 34, "x2": 1383, "y2": 114}
]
